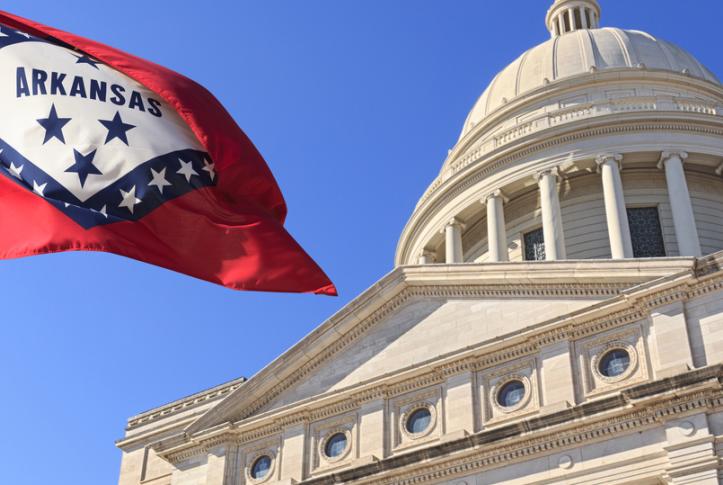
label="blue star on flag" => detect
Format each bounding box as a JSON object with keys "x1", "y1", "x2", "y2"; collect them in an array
[
  {"x1": 65, "y1": 148, "x2": 102, "y2": 187},
  {"x1": 99, "y1": 111, "x2": 135, "y2": 145},
  {"x1": 73, "y1": 53, "x2": 101, "y2": 69},
  {"x1": 37, "y1": 104, "x2": 71, "y2": 144}
]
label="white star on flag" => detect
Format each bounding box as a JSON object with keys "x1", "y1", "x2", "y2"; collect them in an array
[
  {"x1": 8, "y1": 162, "x2": 24, "y2": 179},
  {"x1": 16, "y1": 31, "x2": 30, "y2": 39},
  {"x1": 119, "y1": 186, "x2": 142, "y2": 213},
  {"x1": 91, "y1": 205, "x2": 109, "y2": 218},
  {"x1": 0, "y1": 28, "x2": 7, "y2": 38},
  {"x1": 148, "y1": 167, "x2": 172, "y2": 193},
  {"x1": 177, "y1": 158, "x2": 198, "y2": 182},
  {"x1": 33, "y1": 180, "x2": 47, "y2": 197},
  {"x1": 202, "y1": 158, "x2": 215, "y2": 181}
]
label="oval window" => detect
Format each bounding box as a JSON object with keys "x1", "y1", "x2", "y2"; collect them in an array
[
  {"x1": 497, "y1": 380, "x2": 526, "y2": 408},
  {"x1": 324, "y1": 432, "x2": 348, "y2": 458},
  {"x1": 250, "y1": 455, "x2": 271, "y2": 480},
  {"x1": 405, "y1": 407, "x2": 432, "y2": 434},
  {"x1": 598, "y1": 348, "x2": 630, "y2": 377}
]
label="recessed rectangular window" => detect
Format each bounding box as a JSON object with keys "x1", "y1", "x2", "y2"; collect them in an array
[
  {"x1": 585, "y1": 9, "x2": 592, "y2": 28},
  {"x1": 524, "y1": 228, "x2": 546, "y2": 261},
  {"x1": 627, "y1": 207, "x2": 666, "y2": 258}
]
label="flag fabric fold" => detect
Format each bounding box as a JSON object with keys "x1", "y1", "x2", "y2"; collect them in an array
[{"x1": 0, "y1": 10, "x2": 336, "y2": 295}]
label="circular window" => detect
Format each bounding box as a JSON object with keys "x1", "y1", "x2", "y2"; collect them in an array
[
  {"x1": 324, "y1": 432, "x2": 348, "y2": 459},
  {"x1": 497, "y1": 380, "x2": 526, "y2": 408},
  {"x1": 405, "y1": 407, "x2": 432, "y2": 434},
  {"x1": 598, "y1": 348, "x2": 630, "y2": 377},
  {"x1": 250, "y1": 455, "x2": 272, "y2": 480}
]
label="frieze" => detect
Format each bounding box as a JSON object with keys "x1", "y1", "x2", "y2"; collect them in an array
[
  {"x1": 403, "y1": 119, "x2": 723, "y2": 263},
  {"x1": 235, "y1": 282, "x2": 626, "y2": 421},
  {"x1": 125, "y1": 378, "x2": 246, "y2": 430},
  {"x1": 319, "y1": 383, "x2": 723, "y2": 485},
  {"x1": 155, "y1": 269, "x2": 723, "y2": 464}
]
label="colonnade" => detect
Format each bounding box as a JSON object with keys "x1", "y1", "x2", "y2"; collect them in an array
[{"x1": 424, "y1": 151, "x2": 703, "y2": 264}]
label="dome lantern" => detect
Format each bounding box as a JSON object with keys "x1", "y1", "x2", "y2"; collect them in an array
[{"x1": 546, "y1": 0, "x2": 600, "y2": 37}]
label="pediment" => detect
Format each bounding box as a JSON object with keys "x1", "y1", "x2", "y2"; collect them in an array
[{"x1": 185, "y1": 259, "x2": 693, "y2": 435}]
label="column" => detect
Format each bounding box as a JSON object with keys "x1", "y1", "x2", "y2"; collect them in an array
[
  {"x1": 536, "y1": 168, "x2": 566, "y2": 260},
  {"x1": 568, "y1": 8, "x2": 576, "y2": 30},
  {"x1": 417, "y1": 249, "x2": 436, "y2": 265},
  {"x1": 444, "y1": 371, "x2": 475, "y2": 437},
  {"x1": 658, "y1": 151, "x2": 701, "y2": 256},
  {"x1": 596, "y1": 153, "x2": 633, "y2": 259},
  {"x1": 358, "y1": 397, "x2": 386, "y2": 460},
  {"x1": 664, "y1": 415, "x2": 719, "y2": 484},
  {"x1": 279, "y1": 422, "x2": 306, "y2": 483},
  {"x1": 484, "y1": 190, "x2": 509, "y2": 262},
  {"x1": 579, "y1": 7, "x2": 589, "y2": 28},
  {"x1": 443, "y1": 218, "x2": 464, "y2": 263},
  {"x1": 205, "y1": 443, "x2": 240, "y2": 485},
  {"x1": 650, "y1": 302, "x2": 694, "y2": 377},
  {"x1": 539, "y1": 340, "x2": 576, "y2": 410}
]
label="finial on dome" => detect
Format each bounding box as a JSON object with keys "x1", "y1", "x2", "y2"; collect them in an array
[{"x1": 546, "y1": 0, "x2": 601, "y2": 38}]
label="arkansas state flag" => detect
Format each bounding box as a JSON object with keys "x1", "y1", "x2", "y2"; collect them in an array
[{"x1": 0, "y1": 11, "x2": 336, "y2": 295}]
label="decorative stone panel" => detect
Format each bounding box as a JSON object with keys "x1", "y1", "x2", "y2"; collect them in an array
[
  {"x1": 241, "y1": 437, "x2": 280, "y2": 485},
  {"x1": 390, "y1": 386, "x2": 442, "y2": 452},
  {"x1": 574, "y1": 323, "x2": 649, "y2": 398},
  {"x1": 479, "y1": 359, "x2": 539, "y2": 425},
  {"x1": 308, "y1": 413, "x2": 357, "y2": 475}
]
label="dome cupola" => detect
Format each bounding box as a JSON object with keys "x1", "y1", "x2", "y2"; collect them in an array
[{"x1": 546, "y1": 0, "x2": 600, "y2": 37}]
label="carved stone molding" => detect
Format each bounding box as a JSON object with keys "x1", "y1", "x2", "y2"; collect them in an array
[
  {"x1": 155, "y1": 264, "x2": 723, "y2": 464},
  {"x1": 297, "y1": 367, "x2": 723, "y2": 485},
  {"x1": 400, "y1": 120, "x2": 723, "y2": 264}
]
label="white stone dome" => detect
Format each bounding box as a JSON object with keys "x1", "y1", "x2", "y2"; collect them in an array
[
  {"x1": 459, "y1": 28, "x2": 720, "y2": 140},
  {"x1": 396, "y1": 0, "x2": 723, "y2": 268}
]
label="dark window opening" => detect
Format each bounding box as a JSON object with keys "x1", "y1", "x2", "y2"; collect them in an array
[
  {"x1": 563, "y1": 11, "x2": 571, "y2": 32},
  {"x1": 585, "y1": 9, "x2": 592, "y2": 28},
  {"x1": 627, "y1": 207, "x2": 666, "y2": 258},
  {"x1": 574, "y1": 8, "x2": 582, "y2": 30},
  {"x1": 524, "y1": 228, "x2": 546, "y2": 261}
]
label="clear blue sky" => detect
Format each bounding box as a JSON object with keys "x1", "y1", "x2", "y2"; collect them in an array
[{"x1": 0, "y1": 1, "x2": 720, "y2": 484}]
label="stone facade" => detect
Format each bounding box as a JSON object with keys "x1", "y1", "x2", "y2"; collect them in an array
[{"x1": 116, "y1": 1, "x2": 723, "y2": 484}]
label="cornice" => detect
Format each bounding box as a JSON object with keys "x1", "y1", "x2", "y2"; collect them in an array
[
  {"x1": 301, "y1": 365, "x2": 723, "y2": 485},
  {"x1": 153, "y1": 256, "x2": 723, "y2": 462},
  {"x1": 184, "y1": 259, "x2": 683, "y2": 438},
  {"x1": 116, "y1": 376, "x2": 247, "y2": 449},
  {"x1": 224, "y1": 282, "x2": 635, "y2": 421},
  {"x1": 451, "y1": 69, "x2": 723, "y2": 169},
  {"x1": 396, "y1": 115, "x2": 723, "y2": 265}
]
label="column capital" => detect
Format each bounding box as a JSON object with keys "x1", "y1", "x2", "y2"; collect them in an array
[
  {"x1": 440, "y1": 217, "x2": 465, "y2": 234},
  {"x1": 481, "y1": 189, "x2": 509, "y2": 205},
  {"x1": 595, "y1": 152, "x2": 623, "y2": 171},
  {"x1": 418, "y1": 249, "x2": 436, "y2": 263},
  {"x1": 658, "y1": 150, "x2": 689, "y2": 169},
  {"x1": 533, "y1": 166, "x2": 560, "y2": 183}
]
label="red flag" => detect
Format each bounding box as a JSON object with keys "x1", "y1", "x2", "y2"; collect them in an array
[{"x1": 0, "y1": 11, "x2": 336, "y2": 295}]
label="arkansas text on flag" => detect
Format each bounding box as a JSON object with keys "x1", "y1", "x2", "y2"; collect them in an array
[{"x1": 0, "y1": 12, "x2": 336, "y2": 295}]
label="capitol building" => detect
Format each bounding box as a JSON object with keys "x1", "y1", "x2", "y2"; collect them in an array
[{"x1": 117, "y1": 1, "x2": 723, "y2": 483}]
